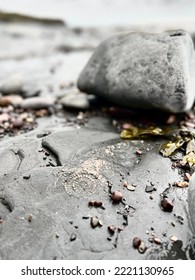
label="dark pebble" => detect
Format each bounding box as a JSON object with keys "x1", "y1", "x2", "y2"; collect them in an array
[
  {"x1": 45, "y1": 151, "x2": 50, "y2": 156},
  {"x1": 133, "y1": 237, "x2": 141, "y2": 249},
  {"x1": 23, "y1": 174, "x2": 31, "y2": 180},
  {"x1": 28, "y1": 214, "x2": 33, "y2": 222},
  {"x1": 70, "y1": 233, "x2": 77, "y2": 242},
  {"x1": 111, "y1": 191, "x2": 123, "y2": 203},
  {"x1": 161, "y1": 197, "x2": 174, "y2": 212},
  {"x1": 108, "y1": 225, "x2": 116, "y2": 235},
  {"x1": 94, "y1": 201, "x2": 103, "y2": 207}
]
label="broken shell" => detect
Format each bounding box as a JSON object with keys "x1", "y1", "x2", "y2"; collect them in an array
[
  {"x1": 123, "y1": 181, "x2": 136, "y2": 191},
  {"x1": 90, "y1": 216, "x2": 99, "y2": 228},
  {"x1": 111, "y1": 191, "x2": 123, "y2": 203},
  {"x1": 161, "y1": 197, "x2": 174, "y2": 212},
  {"x1": 133, "y1": 237, "x2": 141, "y2": 249},
  {"x1": 138, "y1": 241, "x2": 147, "y2": 254}
]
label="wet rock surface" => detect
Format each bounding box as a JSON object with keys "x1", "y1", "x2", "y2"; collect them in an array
[
  {"x1": 0, "y1": 8, "x2": 195, "y2": 260},
  {"x1": 78, "y1": 30, "x2": 195, "y2": 113}
]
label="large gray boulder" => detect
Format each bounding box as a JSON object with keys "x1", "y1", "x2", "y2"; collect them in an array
[{"x1": 77, "y1": 30, "x2": 195, "y2": 113}]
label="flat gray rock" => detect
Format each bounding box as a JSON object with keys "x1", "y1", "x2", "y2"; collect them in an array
[
  {"x1": 0, "y1": 132, "x2": 192, "y2": 259},
  {"x1": 42, "y1": 128, "x2": 118, "y2": 165},
  {"x1": 188, "y1": 172, "x2": 195, "y2": 235},
  {"x1": 78, "y1": 30, "x2": 195, "y2": 113}
]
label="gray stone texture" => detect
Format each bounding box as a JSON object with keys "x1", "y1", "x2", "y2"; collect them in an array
[{"x1": 78, "y1": 30, "x2": 195, "y2": 113}]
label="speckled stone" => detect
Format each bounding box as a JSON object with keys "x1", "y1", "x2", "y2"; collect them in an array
[{"x1": 78, "y1": 30, "x2": 195, "y2": 113}]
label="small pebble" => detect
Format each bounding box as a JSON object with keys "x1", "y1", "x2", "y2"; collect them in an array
[
  {"x1": 170, "y1": 235, "x2": 178, "y2": 242},
  {"x1": 111, "y1": 191, "x2": 123, "y2": 203},
  {"x1": 12, "y1": 118, "x2": 24, "y2": 128},
  {"x1": 184, "y1": 173, "x2": 192, "y2": 181},
  {"x1": 161, "y1": 197, "x2": 174, "y2": 212},
  {"x1": 82, "y1": 216, "x2": 90, "y2": 219},
  {"x1": 136, "y1": 149, "x2": 142, "y2": 155},
  {"x1": 108, "y1": 225, "x2": 116, "y2": 235},
  {"x1": 175, "y1": 181, "x2": 189, "y2": 188},
  {"x1": 145, "y1": 185, "x2": 154, "y2": 193},
  {"x1": 88, "y1": 200, "x2": 103, "y2": 208},
  {"x1": 153, "y1": 237, "x2": 161, "y2": 245},
  {"x1": 118, "y1": 227, "x2": 124, "y2": 232},
  {"x1": 148, "y1": 238, "x2": 154, "y2": 243},
  {"x1": 28, "y1": 214, "x2": 33, "y2": 223},
  {"x1": 133, "y1": 237, "x2": 141, "y2": 249},
  {"x1": 91, "y1": 216, "x2": 99, "y2": 228},
  {"x1": 138, "y1": 241, "x2": 147, "y2": 254},
  {"x1": 23, "y1": 174, "x2": 31, "y2": 180},
  {"x1": 0, "y1": 217, "x2": 3, "y2": 224},
  {"x1": 123, "y1": 181, "x2": 136, "y2": 191},
  {"x1": 70, "y1": 233, "x2": 77, "y2": 241}
]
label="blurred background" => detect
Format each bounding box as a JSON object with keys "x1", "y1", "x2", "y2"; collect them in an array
[
  {"x1": 1, "y1": 0, "x2": 195, "y2": 29},
  {"x1": 0, "y1": 0, "x2": 195, "y2": 109}
]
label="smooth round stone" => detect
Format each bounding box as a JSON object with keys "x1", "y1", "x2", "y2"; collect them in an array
[
  {"x1": 0, "y1": 95, "x2": 23, "y2": 107},
  {"x1": 78, "y1": 30, "x2": 195, "y2": 113},
  {"x1": 60, "y1": 92, "x2": 90, "y2": 110},
  {"x1": 0, "y1": 74, "x2": 24, "y2": 95},
  {"x1": 20, "y1": 97, "x2": 55, "y2": 109}
]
